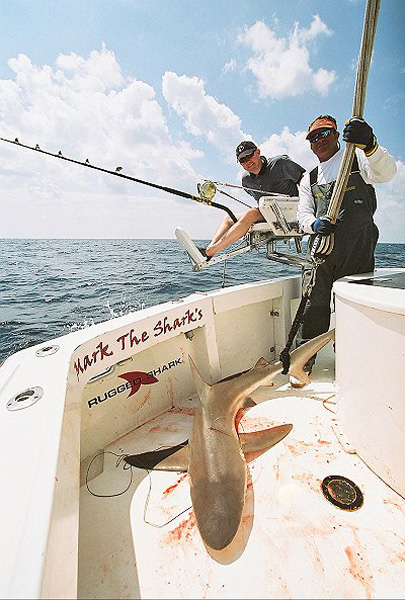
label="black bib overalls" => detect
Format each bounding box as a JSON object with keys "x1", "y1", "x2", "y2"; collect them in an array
[{"x1": 299, "y1": 156, "x2": 379, "y2": 344}]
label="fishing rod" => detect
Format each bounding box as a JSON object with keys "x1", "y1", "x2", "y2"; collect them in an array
[
  {"x1": 0, "y1": 136, "x2": 238, "y2": 222},
  {"x1": 212, "y1": 186, "x2": 253, "y2": 209},
  {"x1": 208, "y1": 179, "x2": 292, "y2": 199}
]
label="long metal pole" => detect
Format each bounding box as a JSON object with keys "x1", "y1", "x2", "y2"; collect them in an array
[{"x1": 311, "y1": 0, "x2": 381, "y2": 257}]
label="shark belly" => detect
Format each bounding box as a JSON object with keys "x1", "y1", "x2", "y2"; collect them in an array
[{"x1": 188, "y1": 413, "x2": 247, "y2": 551}]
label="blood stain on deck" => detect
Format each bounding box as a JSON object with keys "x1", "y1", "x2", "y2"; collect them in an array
[
  {"x1": 317, "y1": 439, "x2": 332, "y2": 445},
  {"x1": 292, "y1": 472, "x2": 321, "y2": 493},
  {"x1": 163, "y1": 473, "x2": 188, "y2": 497},
  {"x1": 166, "y1": 512, "x2": 196, "y2": 543},
  {"x1": 383, "y1": 497, "x2": 404, "y2": 513},
  {"x1": 345, "y1": 546, "x2": 374, "y2": 599},
  {"x1": 286, "y1": 439, "x2": 313, "y2": 456}
]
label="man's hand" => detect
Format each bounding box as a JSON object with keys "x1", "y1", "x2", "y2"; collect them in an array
[
  {"x1": 342, "y1": 117, "x2": 378, "y2": 155},
  {"x1": 312, "y1": 216, "x2": 337, "y2": 235}
]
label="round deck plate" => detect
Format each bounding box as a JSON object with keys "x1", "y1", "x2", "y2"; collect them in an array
[
  {"x1": 7, "y1": 386, "x2": 44, "y2": 411},
  {"x1": 321, "y1": 475, "x2": 364, "y2": 511},
  {"x1": 35, "y1": 345, "x2": 59, "y2": 357}
]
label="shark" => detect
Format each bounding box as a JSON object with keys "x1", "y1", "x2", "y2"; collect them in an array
[{"x1": 125, "y1": 329, "x2": 334, "y2": 551}]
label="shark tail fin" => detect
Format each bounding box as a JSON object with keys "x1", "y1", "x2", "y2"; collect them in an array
[
  {"x1": 289, "y1": 329, "x2": 335, "y2": 383},
  {"x1": 189, "y1": 355, "x2": 212, "y2": 405}
]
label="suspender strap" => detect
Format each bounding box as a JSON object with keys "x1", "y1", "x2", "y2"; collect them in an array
[
  {"x1": 351, "y1": 155, "x2": 360, "y2": 172},
  {"x1": 309, "y1": 166, "x2": 318, "y2": 188},
  {"x1": 309, "y1": 155, "x2": 360, "y2": 190}
]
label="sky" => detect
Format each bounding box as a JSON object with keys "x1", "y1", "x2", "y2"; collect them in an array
[{"x1": 0, "y1": 0, "x2": 404, "y2": 242}]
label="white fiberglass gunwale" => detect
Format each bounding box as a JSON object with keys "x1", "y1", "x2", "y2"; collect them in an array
[
  {"x1": 0, "y1": 275, "x2": 300, "y2": 598},
  {"x1": 1, "y1": 270, "x2": 404, "y2": 599}
]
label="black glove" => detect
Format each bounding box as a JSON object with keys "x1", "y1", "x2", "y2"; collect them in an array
[
  {"x1": 342, "y1": 117, "x2": 377, "y2": 155},
  {"x1": 312, "y1": 216, "x2": 337, "y2": 235}
]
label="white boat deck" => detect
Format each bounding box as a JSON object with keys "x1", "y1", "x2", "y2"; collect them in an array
[{"x1": 77, "y1": 343, "x2": 405, "y2": 599}]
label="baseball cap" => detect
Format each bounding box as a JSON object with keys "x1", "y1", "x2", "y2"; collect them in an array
[
  {"x1": 306, "y1": 115, "x2": 337, "y2": 140},
  {"x1": 236, "y1": 140, "x2": 258, "y2": 161}
]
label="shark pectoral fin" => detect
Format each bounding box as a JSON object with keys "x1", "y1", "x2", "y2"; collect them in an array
[
  {"x1": 124, "y1": 441, "x2": 189, "y2": 472},
  {"x1": 153, "y1": 446, "x2": 189, "y2": 471},
  {"x1": 240, "y1": 424, "x2": 293, "y2": 462}
]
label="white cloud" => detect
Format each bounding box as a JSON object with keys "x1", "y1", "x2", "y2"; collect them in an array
[
  {"x1": 1, "y1": 46, "x2": 402, "y2": 242},
  {"x1": 0, "y1": 47, "x2": 207, "y2": 237},
  {"x1": 223, "y1": 59, "x2": 237, "y2": 73},
  {"x1": 258, "y1": 126, "x2": 317, "y2": 172},
  {"x1": 162, "y1": 71, "x2": 247, "y2": 161},
  {"x1": 1, "y1": 47, "x2": 200, "y2": 193},
  {"x1": 296, "y1": 14, "x2": 333, "y2": 43},
  {"x1": 375, "y1": 160, "x2": 405, "y2": 243},
  {"x1": 238, "y1": 16, "x2": 336, "y2": 99}
]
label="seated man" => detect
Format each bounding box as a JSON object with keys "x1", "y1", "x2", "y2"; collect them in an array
[{"x1": 201, "y1": 141, "x2": 305, "y2": 259}]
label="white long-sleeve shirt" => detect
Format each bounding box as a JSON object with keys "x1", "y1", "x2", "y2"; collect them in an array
[{"x1": 298, "y1": 146, "x2": 397, "y2": 234}]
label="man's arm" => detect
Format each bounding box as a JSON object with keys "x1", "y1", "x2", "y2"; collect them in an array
[
  {"x1": 356, "y1": 146, "x2": 397, "y2": 184},
  {"x1": 297, "y1": 172, "x2": 317, "y2": 234}
]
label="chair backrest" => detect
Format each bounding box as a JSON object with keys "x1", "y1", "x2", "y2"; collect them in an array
[{"x1": 250, "y1": 196, "x2": 301, "y2": 238}]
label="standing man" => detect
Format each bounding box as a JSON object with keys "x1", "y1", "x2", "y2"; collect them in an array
[
  {"x1": 202, "y1": 141, "x2": 305, "y2": 259},
  {"x1": 291, "y1": 114, "x2": 397, "y2": 387}
]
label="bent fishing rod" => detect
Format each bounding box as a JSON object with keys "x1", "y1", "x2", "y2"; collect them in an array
[{"x1": 0, "y1": 136, "x2": 238, "y2": 222}]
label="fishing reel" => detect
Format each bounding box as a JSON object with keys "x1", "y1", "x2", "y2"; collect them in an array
[{"x1": 197, "y1": 180, "x2": 217, "y2": 201}]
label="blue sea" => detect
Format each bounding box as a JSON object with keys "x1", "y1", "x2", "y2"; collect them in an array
[{"x1": 0, "y1": 239, "x2": 404, "y2": 365}]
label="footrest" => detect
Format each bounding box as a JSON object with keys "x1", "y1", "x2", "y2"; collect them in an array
[{"x1": 175, "y1": 227, "x2": 207, "y2": 271}]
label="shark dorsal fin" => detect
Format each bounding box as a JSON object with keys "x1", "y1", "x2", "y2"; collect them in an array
[
  {"x1": 188, "y1": 355, "x2": 212, "y2": 405},
  {"x1": 253, "y1": 356, "x2": 269, "y2": 369}
]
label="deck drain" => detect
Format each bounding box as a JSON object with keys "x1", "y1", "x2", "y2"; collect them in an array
[{"x1": 321, "y1": 475, "x2": 364, "y2": 511}]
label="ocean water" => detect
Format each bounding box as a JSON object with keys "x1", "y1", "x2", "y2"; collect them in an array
[{"x1": 0, "y1": 239, "x2": 404, "y2": 365}]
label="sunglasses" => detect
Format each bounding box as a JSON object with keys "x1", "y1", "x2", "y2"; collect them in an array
[
  {"x1": 239, "y1": 151, "x2": 255, "y2": 164},
  {"x1": 308, "y1": 128, "x2": 333, "y2": 144}
]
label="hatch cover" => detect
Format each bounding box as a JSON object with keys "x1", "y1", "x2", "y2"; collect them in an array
[
  {"x1": 321, "y1": 475, "x2": 364, "y2": 511},
  {"x1": 348, "y1": 272, "x2": 405, "y2": 289}
]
